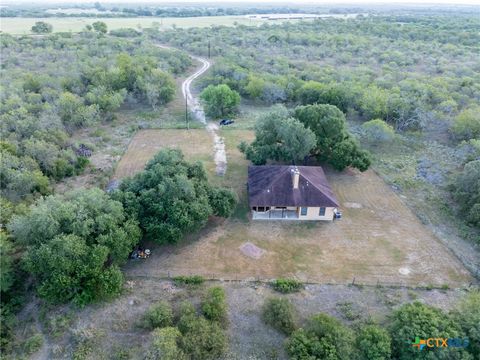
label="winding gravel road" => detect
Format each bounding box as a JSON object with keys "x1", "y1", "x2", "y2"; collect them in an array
[{"x1": 158, "y1": 45, "x2": 227, "y2": 176}]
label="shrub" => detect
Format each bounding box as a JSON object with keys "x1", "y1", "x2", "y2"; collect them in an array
[
  {"x1": 355, "y1": 324, "x2": 392, "y2": 360},
  {"x1": 202, "y1": 287, "x2": 227, "y2": 325},
  {"x1": 173, "y1": 275, "x2": 204, "y2": 286},
  {"x1": 24, "y1": 333, "x2": 43, "y2": 355},
  {"x1": 31, "y1": 21, "x2": 52, "y2": 34},
  {"x1": 109, "y1": 28, "x2": 141, "y2": 37},
  {"x1": 285, "y1": 313, "x2": 354, "y2": 360},
  {"x1": 147, "y1": 327, "x2": 186, "y2": 360},
  {"x1": 451, "y1": 106, "x2": 480, "y2": 141},
  {"x1": 177, "y1": 301, "x2": 228, "y2": 360},
  {"x1": 272, "y1": 278, "x2": 303, "y2": 293},
  {"x1": 140, "y1": 301, "x2": 173, "y2": 330},
  {"x1": 262, "y1": 297, "x2": 296, "y2": 335},
  {"x1": 362, "y1": 119, "x2": 395, "y2": 144},
  {"x1": 72, "y1": 328, "x2": 105, "y2": 360},
  {"x1": 336, "y1": 301, "x2": 361, "y2": 321},
  {"x1": 177, "y1": 301, "x2": 198, "y2": 334},
  {"x1": 179, "y1": 316, "x2": 227, "y2": 360}
]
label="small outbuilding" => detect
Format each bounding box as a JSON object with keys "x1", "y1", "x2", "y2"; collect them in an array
[{"x1": 247, "y1": 165, "x2": 339, "y2": 220}]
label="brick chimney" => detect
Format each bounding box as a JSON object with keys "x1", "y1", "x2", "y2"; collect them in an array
[{"x1": 292, "y1": 166, "x2": 300, "y2": 189}]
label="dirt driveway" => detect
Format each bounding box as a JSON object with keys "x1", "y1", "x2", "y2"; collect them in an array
[{"x1": 117, "y1": 129, "x2": 472, "y2": 287}]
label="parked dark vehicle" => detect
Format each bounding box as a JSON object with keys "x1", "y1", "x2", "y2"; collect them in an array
[
  {"x1": 334, "y1": 210, "x2": 342, "y2": 219},
  {"x1": 219, "y1": 119, "x2": 234, "y2": 126}
]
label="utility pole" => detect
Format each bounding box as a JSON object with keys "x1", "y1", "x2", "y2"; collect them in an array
[
  {"x1": 185, "y1": 96, "x2": 189, "y2": 130},
  {"x1": 208, "y1": 39, "x2": 211, "y2": 59}
]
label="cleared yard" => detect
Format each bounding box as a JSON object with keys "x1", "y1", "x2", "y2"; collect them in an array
[{"x1": 118, "y1": 128, "x2": 472, "y2": 287}]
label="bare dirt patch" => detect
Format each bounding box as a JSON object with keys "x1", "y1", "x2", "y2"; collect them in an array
[
  {"x1": 120, "y1": 129, "x2": 473, "y2": 287},
  {"x1": 240, "y1": 242, "x2": 266, "y2": 260}
]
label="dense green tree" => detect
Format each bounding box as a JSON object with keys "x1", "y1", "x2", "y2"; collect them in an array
[
  {"x1": 116, "y1": 52, "x2": 147, "y2": 92},
  {"x1": 85, "y1": 86, "x2": 126, "y2": 114},
  {"x1": 31, "y1": 21, "x2": 52, "y2": 34},
  {"x1": 295, "y1": 104, "x2": 371, "y2": 171},
  {"x1": 200, "y1": 84, "x2": 240, "y2": 118},
  {"x1": 453, "y1": 160, "x2": 480, "y2": 227},
  {"x1": 451, "y1": 290, "x2": 480, "y2": 358},
  {"x1": 9, "y1": 188, "x2": 140, "y2": 256},
  {"x1": 0, "y1": 234, "x2": 14, "y2": 294},
  {"x1": 8, "y1": 188, "x2": 140, "y2": 304},
  {"x1": 24, "y1": 234, "x2": 123, "y2": 305},
  {"x1": 58, "y1": 92, "x2": 99, "y2": 130},
  {"x1": 355, "y1": 324, "x2": 392, "y2": 360},
  {"x1": 299, "y1": 81, "x2": 353, "y2": 113},
  {"x1": 114, "y1": 149, "x2": 236, "y2": 243},
  {"x1": 262, "y1": 297, "x2": 297, "y2": 335},
  {"x1": 360, "y1": 85, "x2": 390, "y2": 120},
  {"x1": 389, "y1": 302, "x2": 471, "y2": 360},
  {"x1": 239, "y1": 106, "x2": 316, "y2": 165},
  {"x1": 0, "y1": 150, "x2": 51, "y2": 202},
  {"x1": 285, "y1": 313, "x2": 354, "y2": 360},
  {"x1": 245, "y1": 76, "x2": 266, "y2": 100},
  {"x1": 208, "y1": 188, "x2": 238, "y2": 218},
  {"x1": 92, "y1": 21, "x2": 108, "y2": 34},
  {"x1": 137, "y1": 69, "x2": 176, "y2": 110}
]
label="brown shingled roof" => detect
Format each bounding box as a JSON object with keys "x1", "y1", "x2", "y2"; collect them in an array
[{"x1": 248, "y1": 165, "x2": 339, "y2": 208}]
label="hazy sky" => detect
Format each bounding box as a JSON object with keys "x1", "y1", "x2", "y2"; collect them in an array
[{"x1": 3, "y1": 0, "x2": 480, "y2": 4}]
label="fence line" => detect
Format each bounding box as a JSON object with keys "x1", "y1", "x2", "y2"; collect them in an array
[{"x1": 125, "y1": 271, "x2": 479, "y2": 291}]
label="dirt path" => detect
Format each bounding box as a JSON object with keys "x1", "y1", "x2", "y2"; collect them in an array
[{"x1": 158, "y1": 45, "x2": 227, "y2": 176}]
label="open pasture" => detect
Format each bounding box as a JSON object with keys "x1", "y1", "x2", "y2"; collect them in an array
[{"x1": 0, "y1": 15, "x2": 276, "y2": 34}]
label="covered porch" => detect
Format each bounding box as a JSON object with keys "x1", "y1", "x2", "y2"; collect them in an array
[{"x1": 251, "y1": 207, "x2": 299, "y2": 220}]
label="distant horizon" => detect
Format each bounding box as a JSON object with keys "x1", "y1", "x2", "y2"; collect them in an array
[{"x1": 2, "y1": 0, "x2": 480, "y2": 6}]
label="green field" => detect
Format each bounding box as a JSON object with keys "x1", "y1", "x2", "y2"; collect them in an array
[{"x1": 0, "y1": 16, "x2": 272, "y2": 34}]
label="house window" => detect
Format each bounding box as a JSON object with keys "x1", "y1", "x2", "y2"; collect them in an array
[
  {"x1": 319, "y1": 207, "x2": 326, "y2": 216},
  {"x1": 300, "y1": 207, "x2": 308, "y2": 216}
]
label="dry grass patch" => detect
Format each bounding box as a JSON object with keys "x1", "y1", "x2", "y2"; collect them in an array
[{"x1": 113, "y1": 129, "x2": 214, "y2": 179}]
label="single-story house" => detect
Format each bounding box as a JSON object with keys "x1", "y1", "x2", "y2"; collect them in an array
[{"x1": 247, "y1": 165, "x2": 339, "y2": 220}]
